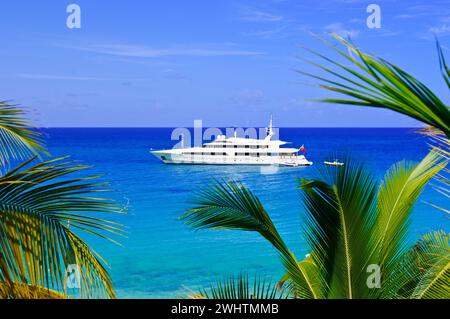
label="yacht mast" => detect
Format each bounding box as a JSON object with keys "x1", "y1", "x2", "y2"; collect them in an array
[{"x1": 266, "y1": 115, "x2": 274, "y2": 140}]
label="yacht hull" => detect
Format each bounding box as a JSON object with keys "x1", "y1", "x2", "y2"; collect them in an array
[{"x1": 151, "y1": 151, "x2": 313, "y2": 166}]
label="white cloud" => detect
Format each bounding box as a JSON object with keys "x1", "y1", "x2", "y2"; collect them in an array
[
  {"x1": 395, "y1": 14, "x2": 418, "y2": 19},
  {"x1": 17, "y1": 73, "x2": 111, "y2": 81},
  {"x1": 61, "y1": 44, "x2": 265, "y2": 58},
  {"x1": 429, "y1": 24, "x2": 450, "y2": 35},
  {"x1": 243, "y1": 26, "x2": 287, "y2": 39},
  {"x1": 324, "y1": 23, "x2": 359, "y2": 38},
  {"x1": 239, "y1": 9, "x2": 284, "y2": 22},
  {"x1": 16, "y1": 73, "x2": 143, "y2": 82}
]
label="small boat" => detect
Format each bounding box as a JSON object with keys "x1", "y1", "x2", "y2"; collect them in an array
[{"x1": 324, "y1": 160, "x2": 344, "y2": 166}]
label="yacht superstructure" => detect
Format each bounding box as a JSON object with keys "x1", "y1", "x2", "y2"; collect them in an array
[{"x1": 151, "y1": 117, "x2": 312, "y2": 166}]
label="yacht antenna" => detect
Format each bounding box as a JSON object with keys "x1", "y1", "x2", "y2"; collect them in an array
[{"x1": 266, "y1": 115, "x2": 274, "y2": 138}]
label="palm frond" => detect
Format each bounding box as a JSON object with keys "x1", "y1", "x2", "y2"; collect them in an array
[
  {"x1": 189, "y1": 274, "x2": 290, "y2": 299},
  {"x1": 418, "y1": 127, "x2": 450, "y2": 215},
  {"x1": 277, "y1": 255, "x2": 327, "y2": 299},
  {"x1": 410, "y1": 231, "x2": 450, "y2": 299},
  {"x1": 0, "y1": 101, "x2": 46, "y2": 169},
  {"x1": 0, "y1": 282, "x2": 68, "y2": 299},
  {"x1": 0, "y1": 157, "x2": 125, "y2": 299},
  {"x1": 299, "y1": 158, "x2": 378, "y2": 298},
  {"x1": 374, "y1": 151, "x2": 446, "y2": 298},
  {"x1": 394, "y1": 231, "x2": 450, "y2": 299},
  {"x1": 181, "y1": 180, "x2": 320, "y2": 299},
  {"x1": 303, "y1": 34, "x2": 450, "y2": 137},
  {"x1": 375, "y1": 151, "x2": 445, "y2": 261}
]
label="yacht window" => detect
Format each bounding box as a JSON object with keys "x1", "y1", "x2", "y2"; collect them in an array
[{"x1": 245, "y1": 152, "x2": 249, "y2": 156}]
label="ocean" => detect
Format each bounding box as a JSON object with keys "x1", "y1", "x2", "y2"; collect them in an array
[{"x1": 43, "y1": 128, "x2": 449, "y2": 298}]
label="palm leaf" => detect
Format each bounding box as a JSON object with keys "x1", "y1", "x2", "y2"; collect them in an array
[
  {"x1": 411, "y1": 231, "x2": 450, "y2": 299},
  {"x1": 189, "y1": 274, "x2": 290, "y2": 299},
  {"x1": 375, "y1": 151, "x2": 445, "y2": 269},
  {"x1": 0, "y1": 156, "x2": 125, "y2": 299},
  {"x1": 395, "y1": 231, "x2": 450, "y2": 299},
  {"x1": 302, "y1": 34, "x2": 450, "y2": 137},
  {"x1": 0, "y1": 101, "x2": 46, "y2": 169},
  {"x1": 299, "y1": 158, "x2": 377, "y2": 298},
  {"x1": 418, "y1": 127, "x2": 450, "y2": 215},
  {"x1": 181, "y1": 180, "x2": 320, "y2": 299},
  {"x1": 0, "y1": 282, "x2": 68, "y2": 299}
]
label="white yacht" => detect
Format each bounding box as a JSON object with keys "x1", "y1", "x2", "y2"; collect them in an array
[{"x1": 151, "y1": 117, "x2": 313, "y2": 166}]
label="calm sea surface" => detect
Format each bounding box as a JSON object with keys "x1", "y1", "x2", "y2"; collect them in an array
[{"x1": 43, "y1": 128, "x2": 449, "y2": 298}]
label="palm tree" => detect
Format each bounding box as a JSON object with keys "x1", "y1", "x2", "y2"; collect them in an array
[
  {"x1": 181, "y1": 151, "x2": 449, "y2": 298},
  {"x1": 299, "y1": 35, "x2": 450, "y2": 138},
  {"x1": 300, "y1": 34, "x2": 450, "y2": 214},
  {"x1": 0, "y1": 101, "x2": 124, "y2": 299}
]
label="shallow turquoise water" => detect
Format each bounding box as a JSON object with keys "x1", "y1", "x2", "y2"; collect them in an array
[{"x1": 44, "y1": 128, "x2": 449, "y2": 298}]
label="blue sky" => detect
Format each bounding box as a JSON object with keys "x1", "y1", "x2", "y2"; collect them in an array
[{"x1": 1, "y1": 0, "x2": 450, "y2": 127}]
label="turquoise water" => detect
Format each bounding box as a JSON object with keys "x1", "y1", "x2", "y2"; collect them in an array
[{"x1": 44, "y1": 128, "x2": 449, "y2": 298}]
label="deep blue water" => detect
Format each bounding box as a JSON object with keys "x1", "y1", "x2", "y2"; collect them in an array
[{"x1": 43, "y1": 128, "x2": 449, "y2": 298}]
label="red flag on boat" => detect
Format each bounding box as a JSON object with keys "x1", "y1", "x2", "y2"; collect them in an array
[{"x1": 299, "y1": 145, "x2": 306, "y2": 155}]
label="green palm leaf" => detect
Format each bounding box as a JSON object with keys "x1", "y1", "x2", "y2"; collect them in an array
[
  {"x1": 180, "y1": 180, "x2": 320, "y2": 299},
  {"x1": 299, "y1": 158, "x2": 377, "y2": 298},
  {"x1": 0, "y1": 156, "x2": 124, "y2": 299},
  {"x1": 189, "y1": 274, "x2": 289, "y2": 299},
  {"x1": 411, "y1": 231, "x2": 450, "y2": 299},
  {"x1": 395, "y1": 231, "x2": 450, "y2": 299},
  {"x1": 375, "y1": 151, "x2": 445, "y2": 272},
  {"x1": 0, "y1": 101, "x2": 46, "y2": 168},
  {"x1": 302, "y1": 34, "x2": 450, "y2": 137}
]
